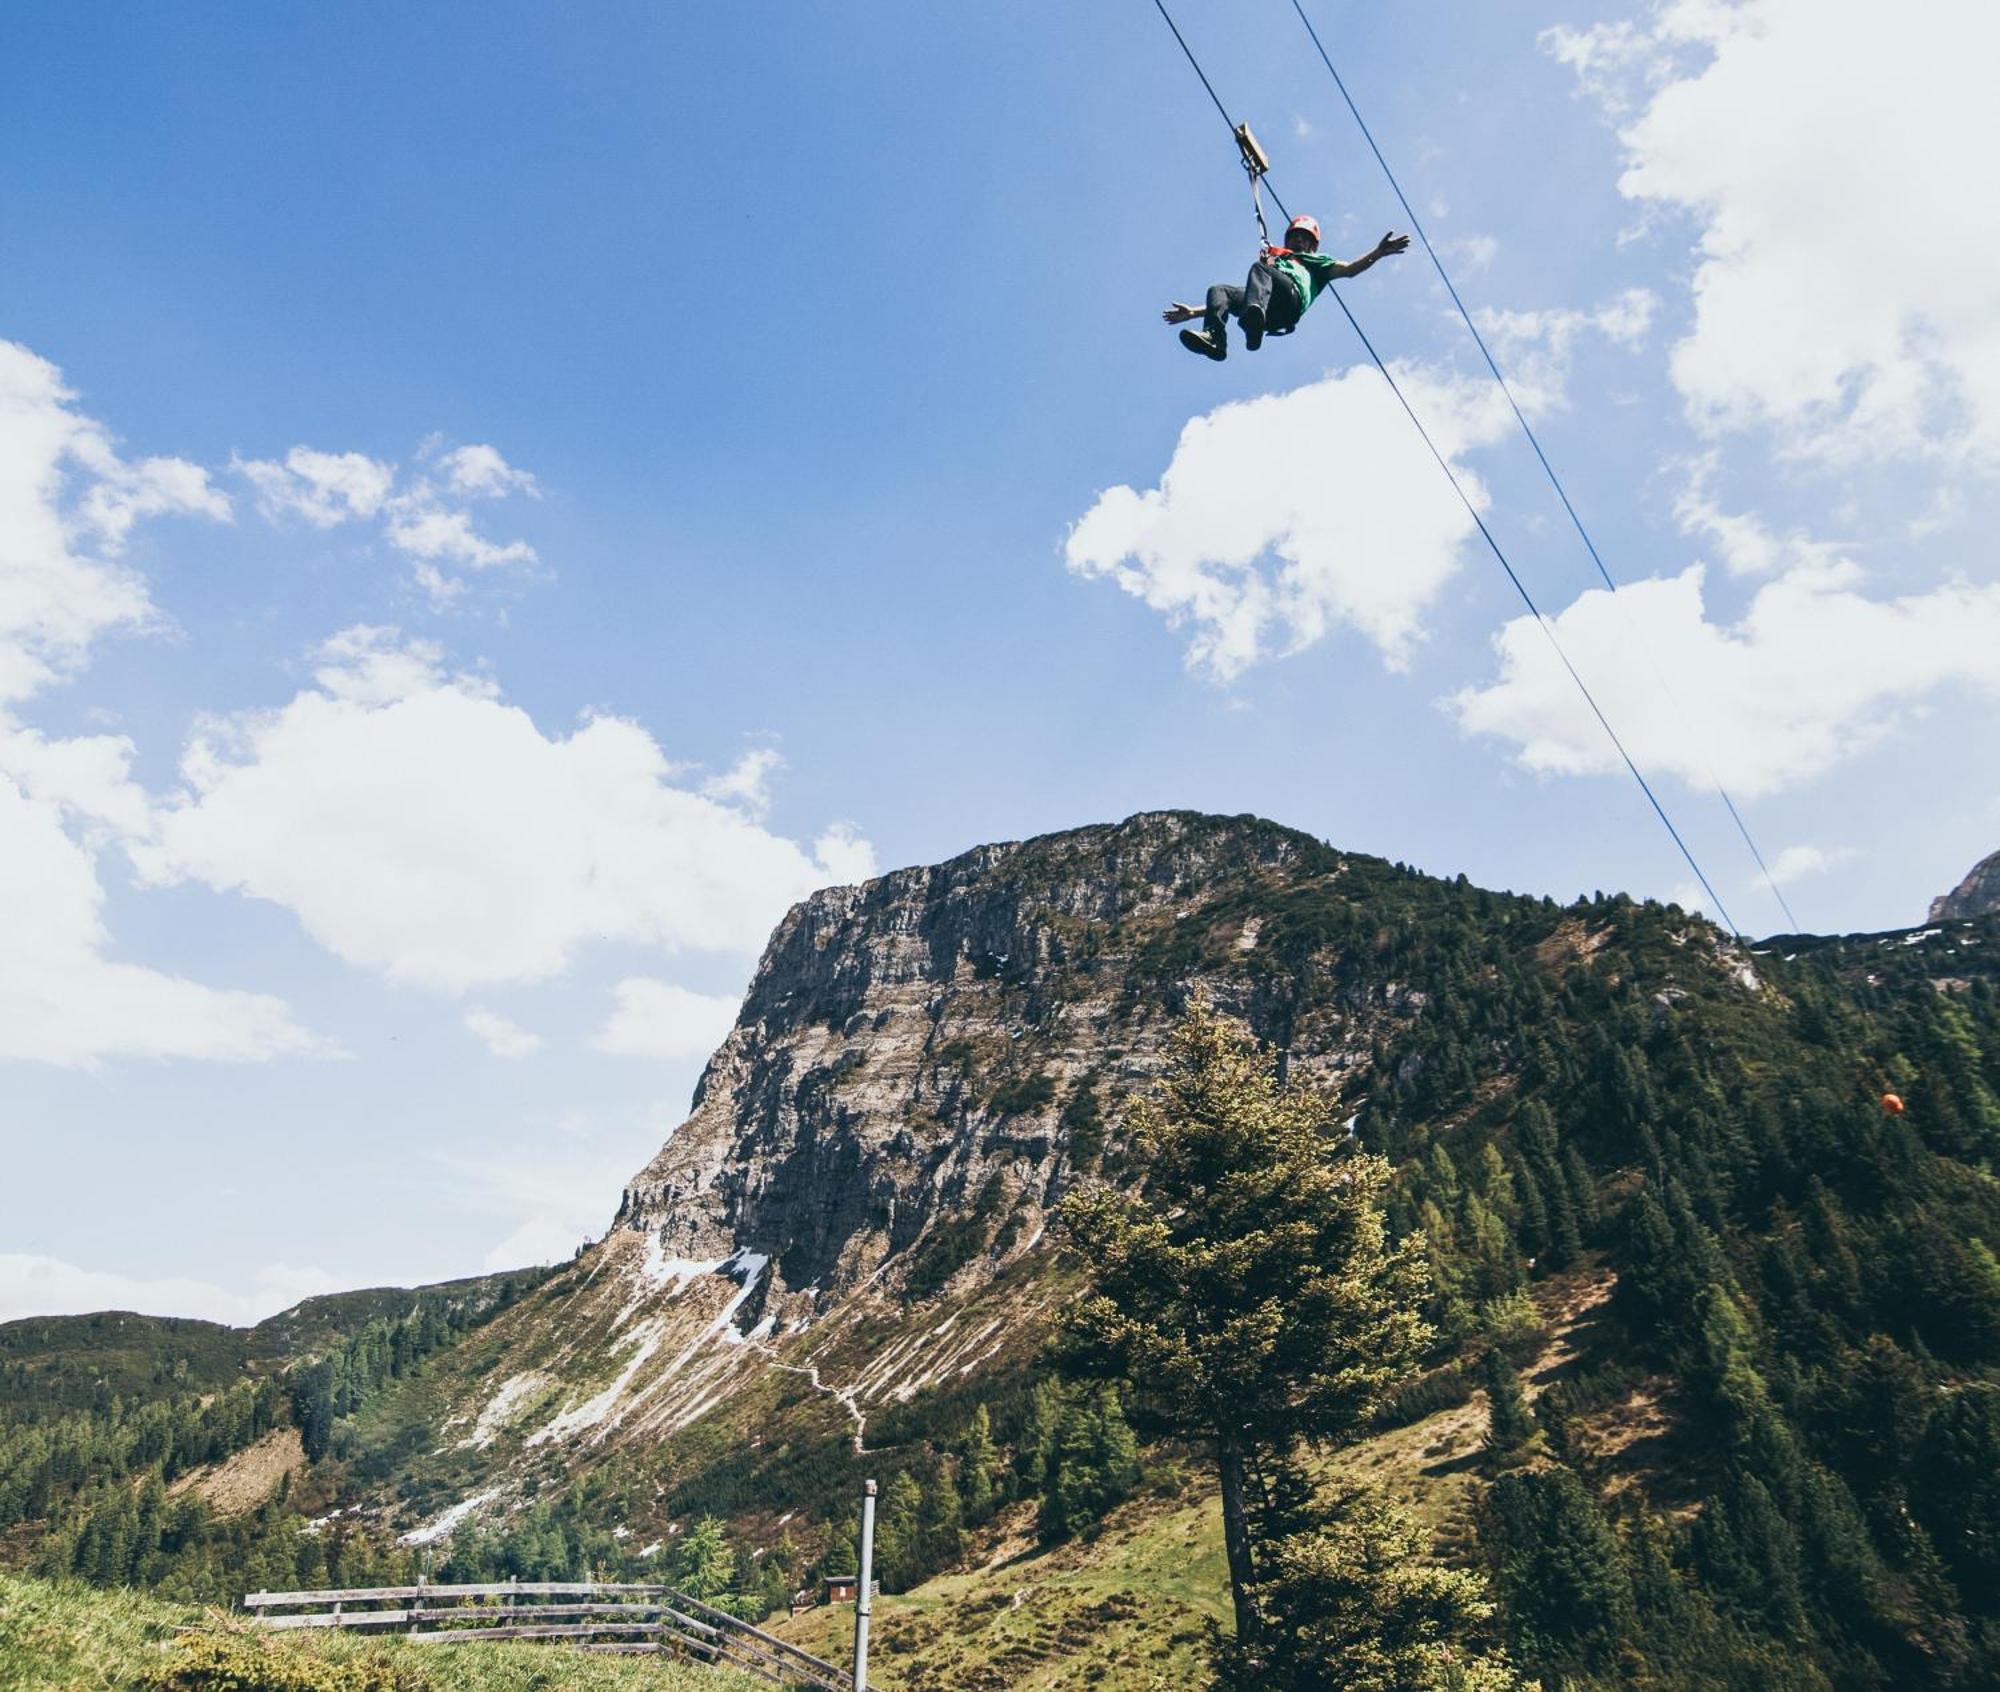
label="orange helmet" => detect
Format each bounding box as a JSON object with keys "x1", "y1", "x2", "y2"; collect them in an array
[
  {"x1": 1881, "y1": 1092, "x2": 1906, "y2": 1116},
  {"x1": 1285, "y1": 215, "x2": 1322, "y2": 250}
]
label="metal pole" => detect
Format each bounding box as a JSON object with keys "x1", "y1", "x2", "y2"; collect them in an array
[{"x1": 852, "y1": 1478, "x2": 876, "y2": 1692}]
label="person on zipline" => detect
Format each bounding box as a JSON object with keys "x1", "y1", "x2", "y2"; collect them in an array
[{"x1": 1165, "y1": 216, "x2": 1411, "y2": 360}]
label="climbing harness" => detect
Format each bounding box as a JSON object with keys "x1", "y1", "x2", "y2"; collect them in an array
[{"x1": 1146, "y1": 0, "x2": 1746, "y2": 939}]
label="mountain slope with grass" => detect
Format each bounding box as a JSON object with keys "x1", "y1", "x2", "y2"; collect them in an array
[
  {"x1": 0, "y1": 1570, "x2": 756, "y2": 1692},
  {"x1": 7, "y1": 810, "x2": 2000, "y2": 1687}
]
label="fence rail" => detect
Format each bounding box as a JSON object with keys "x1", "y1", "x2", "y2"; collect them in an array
[{"x1": 243, "y1": 1581, "x2": 852, "y2": 1690}]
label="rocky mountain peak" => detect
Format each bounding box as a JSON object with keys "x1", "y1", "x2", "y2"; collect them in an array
[
  {"x1": 1931, "y1": 849, "x2": 2000, "y2": 922},
  {"x1": 616, "y1": 811, "x2": 1342, "y2": 1319}
]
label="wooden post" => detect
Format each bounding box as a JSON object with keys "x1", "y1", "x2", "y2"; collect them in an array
[
  {"x1": 412, "y1": 1572, "x2": 425, "y2": 1631},
  {"x1": 852, "y1": 1479, "x2": 876, "y2": 1692}
]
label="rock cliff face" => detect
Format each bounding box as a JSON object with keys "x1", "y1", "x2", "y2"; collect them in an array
[
  {"x1": 1932, "y1": 849, "x2": 2000, "y2": 922},
  {"x1": 616, "y1": 810, "x2": 1380, "y2": 1326}
]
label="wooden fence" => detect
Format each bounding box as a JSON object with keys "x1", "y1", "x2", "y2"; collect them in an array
[{"x1": 242, "y1": 1580, "x2": 852, "y2": 1690}]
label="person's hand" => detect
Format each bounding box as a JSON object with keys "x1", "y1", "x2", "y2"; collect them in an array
[
  {"x1": 1161, "y1": 301, "x2": 1202, "y2": 325},
  {"x1": 1376, "y1": 232, "x2": 1412, "y2": 258}
]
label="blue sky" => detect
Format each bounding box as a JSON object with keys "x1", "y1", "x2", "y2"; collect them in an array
[{"x1": 4, "y1": 0, "x2": 1996, "y2": 1321}]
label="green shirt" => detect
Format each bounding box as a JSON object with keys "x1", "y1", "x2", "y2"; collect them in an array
[{"x1": 1268, "y1": 249, "x2": 1343, "y2": 318}]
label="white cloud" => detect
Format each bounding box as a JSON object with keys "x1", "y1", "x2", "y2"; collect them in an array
[
  {"x1": 702, "y1": 747, "x2": 782, "y2": 818},
  {"x1": 1672, "y1": 456, "x2": 1842, "y2": 577},
  {"x1": 1551, "y1": 0, "x2": 2000, "y2": 464},
  {"x1": 438, "y1": 443, "x2": 539, "y2": 499},
  {"x1": 385, "y1": 508, "x2": 537, "y2": 572},
  {"x1": 77, "y1": 453, "x2": 230, "y2": 552},
  {"x1": 813, "y1": 821, "x2": 877, "y2": 886},
  {"x1": 0, "y1": 339, "x2": 203, "y2": 704},
  {"x1": 237, "y1": 447, "x2": 394, "y2": 527},
  {"x1": 1472, "y1": 289, "x2": 1659, "y2": 410},
  {"x1": 1066, "y1": 363, "x2": 1513, "y2": 677},
  {"x1": 0, "y1": 773, "x2": 330, "y2": 1067},
  {"x1": 1450, "y1": 561, "x2": 2000, "y2": 797},
  {"x1": 0, "y1": 340, "x2": 324, "y2": 1068},
  {"x1": 0, "y1": 1253, "x2": 344, "y2": 1325},
  {"x1": 1767, "y1": 843, "x2": 1854, "y2": 886},
  {"x1": 463, "y1": 1007, "x2": 543, "y2": 1059},
  {"x1": 137, "y1": 627, "x2": 878, "y2": 993},
  {"x1": 235, "y1": 439, "x2": 538, "y2": 600},
  {"x1": 1443, "y1": 233, "x2": 1500, "y2": 272},
  {"x1": 592, "y1": 977, "x2": 741, "y2": 1061}
]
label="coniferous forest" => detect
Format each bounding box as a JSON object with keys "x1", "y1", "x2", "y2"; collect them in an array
[{"x1": 4, "y1": 840, "x2": 1999, "y2": 1690}]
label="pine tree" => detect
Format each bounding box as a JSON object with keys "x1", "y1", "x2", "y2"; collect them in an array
[
  {"x1": 670, "y1": 1515, "x2": 735, "y2": 1600},
  {"x1": 1481, "y1": 1346, "x2": 1537, "y2": 1471},
  {"x1": 1014, "y1": 1377, "x2": 1062, "y2": 1500},
  {"x1": 1039, "y1": 1384, "x2": 1142, "y2": 1544},
  {"x1": 957, "y1": 1403, "x2": 1000, "y2": 1524},
  {"x1": 1483, "y1": 1464, "x2": 1634, "y2": 1671},
  {"x1": 1235, "y1": 1482, "x2": 1531, "y2": 1692},
  {"x1": 1058, "y1": 998, "x2": 1431, "y2": 1658}
]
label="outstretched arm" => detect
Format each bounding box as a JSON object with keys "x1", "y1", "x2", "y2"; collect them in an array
[
  {"x1": 1330, "y1": 232, "x2": 1412, "y2": 279},
  {"x1": 1162, "y1": 301, "x2": 1204, "y2": 325}
]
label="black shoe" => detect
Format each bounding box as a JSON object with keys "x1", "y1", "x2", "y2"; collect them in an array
[
  {"x1": 1179, "y1": 327, "x2": 1227, "y2": 361},
  {"x1": 1240, "y1": 304, "x2": 1266, "y2": 351}
]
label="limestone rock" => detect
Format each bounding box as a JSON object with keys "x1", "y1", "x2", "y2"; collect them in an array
[{"x1": 1930, "y1": 849, "x2": 2000, "y2": 922}]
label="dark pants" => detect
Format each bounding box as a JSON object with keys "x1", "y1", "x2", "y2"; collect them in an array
[{"x1": 1204, "y1": 259, "x2": 1302, "y2": 346}]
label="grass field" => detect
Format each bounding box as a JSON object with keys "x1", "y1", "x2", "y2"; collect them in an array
[{"x1": 0, "y1": 1574, "x2": 758, "y2": 1692}]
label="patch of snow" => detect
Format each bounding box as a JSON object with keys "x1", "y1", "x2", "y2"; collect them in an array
[
  {"x1": 532, "y1": 1250, "x2": 771, "y2": 1446},
  {"x1": 400, "y1": 1488, "x2": 500, "y2": 1547},
  {"x1": 528, "y1": 1317, "x2": 669, "y2": 1445},
  {"x1": 613, "y1": 1526, "x2": 630, "y2": 1539},
  {"x1": 467, "y1": 1370, "x2": 547, "y2": 1450},
  {"x1": 621, "y1": 1233, "x2": 730, "y2": 1323},
  {"x1": 639, "y1": 1541, "x2": 663, "y2": 1559},
  {"x1": 1901, "y1": 928, "x2": 1942, "y2": 948},
  {"x1": 1235, "y1": 917, "x2": 1262, "y2": 952},
  {"x1": 777, "y1": 1511, "x2": 794, "y2": 1526}
]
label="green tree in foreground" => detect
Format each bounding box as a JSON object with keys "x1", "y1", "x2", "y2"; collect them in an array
[
  {"x1": 1057, "y1": 998, "x2": 1434, "y2": 1670},
  {"x1": 1224, "y1": 1483, "x2": 1533, "y2": 1692}
]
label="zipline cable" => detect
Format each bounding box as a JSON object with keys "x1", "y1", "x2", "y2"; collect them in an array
[
  {"x1": 1146, "y1": 0, "x2": 1745, "y2": 938},
  {"x1": 1283, "y1": 0, "x2": 1799, "y2": 933}
]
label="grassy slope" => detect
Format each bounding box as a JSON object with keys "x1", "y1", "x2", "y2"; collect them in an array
[
  {"x1": 0, "y1": 1573, "x2": 757, "y2": 1692},
  {"x1": 772, "y1": 1268, "x2": 1625, "y2": 1692}
]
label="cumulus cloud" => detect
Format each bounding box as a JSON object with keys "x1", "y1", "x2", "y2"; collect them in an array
[
  {"x1": 438, "y1": 443, "x2": 539, "y2": 499},
  {"x1": 0, "y1": 340, "x2": 324, "y2": 1068},
  {"x1": 0, "y1": 773, "x2": 330, "y2": 1066},
  {"x1": 0, "y1": 1253, "x2": 343, "y2": 1325},
  {"x1": 1672, "y1": 456, "x2": 1843, "y2": 577},
  {"x1": 463, "y1": 1008, "x2": 543, "y2": 1059},
  {"x1": 0, "y1": 340, "x2": 219, "y2": 703},
  {"x1": 1548, "y1": 0, "x2": 2000, "y2": 464},
  {"x1": 1767, "y1": 843, "x2": 1854, "y2": 886},
  {"x1": 1066, "y1": 363, "x2": 1513, "y2": 677},
  {"x1": 384, "y1": 508, "x2": 537, "y2": 572},
  {"x1": 234, "y1": 438, "x2": 538, "y2": 600},
  {"x1": 237, "y1": 447, "x2": 395, "y2": 527},
  {"x1": 701, "y1": 747, "x2": 782, "y2": 819},
  {"x1": 1449, "y1": 561, "x2": 2000, "y2": 797},
  {"x1": 136, "y1": 627, "x2": 878, "y2": 993},
  {"x1": 591, "y1": 977, "x2": 741, "y2": 1061}
]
